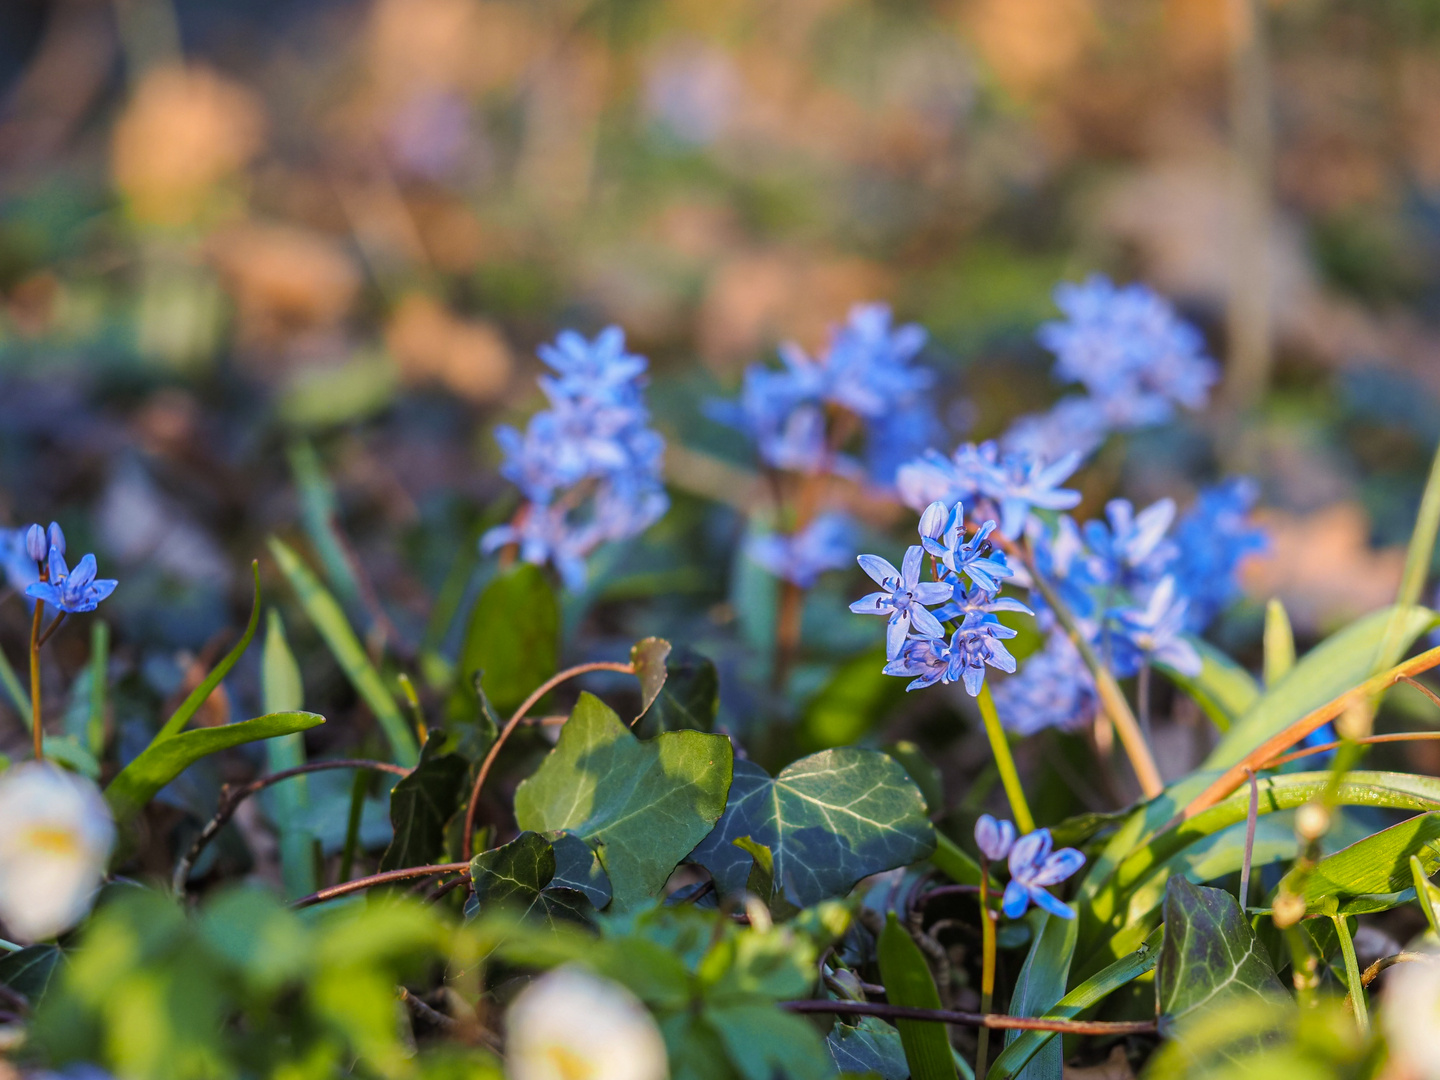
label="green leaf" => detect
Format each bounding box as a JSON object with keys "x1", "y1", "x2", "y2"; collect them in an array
[
  {"x1": 514, "y1": 693, "x2": 733, "y2": 911},
  {"x1": 689, "y1": 751, "x2": 935, "y2": 907},
  {"x1": 0, "y1": 944, "x2": 62, "y2": 1002},
  {"x1": 1263, "y1": 599, "x2": 1295, "y2": 688},
  {"x1": 987, "y1": 925, "x2": 1163, "y2": 1080},
  {"x1": 707, "y1": 1001, "x2": 837, "y2": 1080},
  {"x1": 262, "y1": 609, "x2": 315, "y2": 899},
  {"x1": 930, "y1": 833, "x2": 987, "y2": 888},
  {"x1": 269, "y1": 537, "x2": 418, "y2": 766},
  {"x1": 733, "y1": 836, "x2": 799, "y2": 920},
  {"x1": 1279, "y1": 811, "x2": 1440, "y2": 915},
  {"x1": 1412, "y1": 854, "x2": 1440, "y2": 937},
  {"x1": 155, "y1": 562, "x2": 263, "y2": 742},
  {"x1": 468, "y1": 832, "x2": 591, "y2": 926},
  {"x1": 378, "y1": 733, "x2": 468, "y2": 873},
  {"x1": 546, "y1": 831, "x2": 612, "y2": 908},
  {"x1": 106, "y1": 711, "x2": 326, "y2": 824},
  {"x1": 633, "y1": 643, "x2": 719, "y2": 738},
  {"x1": 287, "y1": 439, "x2": 364, "y2": 612},
  {"x1": 85, "y1": 620, "x2": 108, "y2": 756},
  {"x1": 449, "y1": 563, "x2": 558, "y2": 720},
  {"x1": 0, "y1": 642, "x2": 28, "y2": 719},
  {"x1": 827, "y1": 1016, "x2": 910, "y2": 1080},
  {"x1": 1204, "y1": 604, "x2": 1439, "y2": 769},
  {"x1": 1159, "y1": 637, "x2": 1259, "y2": 733},
  {"x1": 1156, "y1": 877, "x2": 1284, "y2": 1035},
  {"x1": 877, "y1": 912, "x2": 957, "y2": 1080},
  {"x1": 1001, "y1": 911, "x2": 1075, "y2": 1080},
  {"x1": 1376, "y1": 440, "x2": 1440, "y2": 672}
]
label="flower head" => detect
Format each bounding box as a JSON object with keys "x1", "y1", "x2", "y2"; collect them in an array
[
  {"x1": 506, "y1": 966, "x2": 668, "y2": 1080},
  {"x1": 1170, "y1": 478, "x2": 1268, "y2": 631},
  {"x1": 1001, "y1": 828, "x2": 1084, "y2": 920},
  {"x1": 27, "y1": 523, "x2": 48, "y2": 562},
  {"x1": 749, "y1": 513, "x2": 856, "y2": 588},
  {"x1": 974, "y1": 814, "x2": 1016, "y2": 862},
  {"x1": 992, "y1": 632, "x2": 1098, "y2": 737},
  {"x1": 1080, "y1": 498, "x2": 1177, "y2": 591},
  {"x1": 850, "y1": 545, "x2": 951, "y2": 659},
  {"x1": 918, "y1": 502, "x2": 1012, "y2": 593},
  {"x1": 1104, "y1": 575, "x2": 1201, "y2": 678},
  {"x1": 1, "y1": 527, "x2": 41, "y2": 597},
  {"x1": 884, "y1": 613, "x2": 1018, "y2": 696},
  {"x1": 27, "y1": 549, "x2": 118, "y2": 614},
  {"x1": 0, "y1": 763, "x2": 115, "y2": 941}
]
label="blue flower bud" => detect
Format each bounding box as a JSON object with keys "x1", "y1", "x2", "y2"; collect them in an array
[
  {"x1": 25, "y1": 524, "x2": 46, "y2": 563},
  {"x1": 48, "y1": 522, "x2": 65, "y2": 556}
]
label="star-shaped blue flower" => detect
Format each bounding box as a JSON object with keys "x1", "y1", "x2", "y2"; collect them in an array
[
  {"x1": 850, "y1": 545, "x2": 952, "y2": 659},
  {"x1": 1001, "y1": 828, "x2": 1084, "y2": 919},
  {"x1": 918, "y1": 501, "x2": 1013, "y2": 594},
  {"x1": 27, "y1": 548, "x2": 117, "y2": 614}
]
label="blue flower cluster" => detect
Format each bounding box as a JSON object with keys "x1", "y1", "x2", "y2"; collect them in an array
[
  {"x1": 851, "y1": 500, "x2": 1031, "y2": 696},
  {"x1": 1005, "y1": 275, "x2": 1219, "y2": 460},
  {"x1": 717, "y1": 304, "x2": 942, "y2": 588},
  {"x1": 974, "y1": 814, "x2": 1084, "y2": 919},
  {"x1": 895, "y1": 440, "x2": 1083, "y2": 539},
  {"x1": 483, "y1": 327, "x2": 668, "y2": 589},
  {"x1": 994, "y1": 483, "x2": 1266, "y2": 735}
]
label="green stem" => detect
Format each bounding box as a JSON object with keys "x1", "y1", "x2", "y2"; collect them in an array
[
  {"x1": 1334, "y1": 915, "x2": 1370, "y2": 1033},
  {"x1": 29, "y1": 597, "x2": 44, "y2": 761},
  {"x1": 977, "y1": 866, "x2": 998, "y2": 1077},
  {"x1": 338, "y1": 769, "x2": 368, "y2": 885},
  {"x1": 978, "y1": 683, "x2": 1034, "y2": 834}
]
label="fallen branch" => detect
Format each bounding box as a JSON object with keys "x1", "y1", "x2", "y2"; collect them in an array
[{"x1": 292, "y1": 863, "x2": 470, "y2": 909}]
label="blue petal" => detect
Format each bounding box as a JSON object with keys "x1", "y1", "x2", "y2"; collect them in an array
[
  {"x1": 961, "y1": 663, "x2": 985, "y2": 697},
  {"x1": 900, "y1": 545, "x2": 924, "y2": 586},
  {"x1": 857, "y1": 554, "x2": 900, "y2": 588},
  {"x1": 1008, "y1": 829, "x2": 1053, "y2": 879},
  {"x1": 974, "y1": 814, "x2": 1015, "y2": 862},
  {"x1": 1001, "y1": 880, "x2": 1030, "y2": 919},
  {"x1": 908, "y1": 605, "x2": 946, "y2": 641},
  {"x1": 886, "y1": 614, "x2": 910, "y2": 660},
  {"x1": 913, "y1": 581, "x2": 953, "y2": 605},
  {"x1": 26, "y1": 582, "x2": 62, "y2": 606},
  {"x1": 1028, "y1": 887, "x2": 1077, "y2": 920},
  {"x1": 849, "y1": 592, "x2": 889, "y2": 615},
  {"x1": 1031, "y1": 847, "x2": 1085, "y2": 887}
]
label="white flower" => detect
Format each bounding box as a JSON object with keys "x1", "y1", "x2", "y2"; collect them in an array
[
  {"x1": 0, "y1": 763, "x2": 115, "y2": 942},
  {"x1": 505, "y1": 967, "x2": 668, "y2": 1080},
  {"x1": 1383, "y1": 952, "x2": 1440, "y2": 1079}
]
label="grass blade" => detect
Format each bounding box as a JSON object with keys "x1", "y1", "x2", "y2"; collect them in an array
[
  {"x1": 87, "y1": 620, "x2": 108, "y2": 756},
  {"x1": 1263, "y1": 599, "x2": 1295, "y2": 688},
  {"x1": 262, "y1": 609, "x2": 317, "y2": 898},
  {"x1": 877, "y1": 912, "x2": 959, "y2": 1080},
  {"x1": 269, "y1": 536, "x2": 418, "y2": 766}
]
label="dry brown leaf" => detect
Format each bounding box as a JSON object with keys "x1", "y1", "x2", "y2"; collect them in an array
[{"x1": 385, "y1": 293, "x2": 513, "y2": 402}]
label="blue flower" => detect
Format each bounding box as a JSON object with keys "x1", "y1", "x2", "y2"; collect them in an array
[
  {"x1": 1080, "y1": 498, "x2": 1177, "y2": 591},
  {"x1": 1002, "y1": 396, "x2": 1112, "y2": 462},
  {"x1": 931, "y1": 579, "x2": 1033, "y2": 625},
  {"x1": 748, "y1": 513, "x2": 856, "y2": 588},
  {"x1": 26, "y1": 549, "x2": 117, "y2": 614},
  {"x1": 822, "y1": 303, "x2": 931, "y2": 420},
  {"x1": 884, "y1": 613, "x2": 1018, "y2": 696},
  {"x1": 1103, "y1": 576, "x2": 1201, "y2": 678},
  {"x1": 918, "y1": 502, "x2": 1013, "y2": 594},
  {"x1": 1, "y1": 528, "x2": 41, "y2": 598},
  {"x1": 1170, "y1": 479, "x2": 1267, "y2": 631},
  {"x1": 1001, "y1": 828, "x2": 1084, "y2": 919},
  {"x1": 974, "y1": 814, "x2": 1016, "y2": 861},
  {"x1": 536, "y1": 326, "x2": 648, "y2": 405},
  {"x1": 897, "y1": 441, "x2": 1082, "y2": 539},
  {"x1": 1037, "y1": 275, "x2": 1217, "y2": 429},
  {"x1": 992, "y1": 632, "x2": 1098, "y2": 737},
  {"x1": 850, "y1": 545, "x2": 952, "y2": 659}
]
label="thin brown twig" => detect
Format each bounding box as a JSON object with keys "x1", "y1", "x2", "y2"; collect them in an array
[
  {"x1": 1400, "y1": 675, "x2": 1440, "y2": 710},
  {"x1": 35, "y1": 611, "x2": 66, "y2": 649},
  {"x1": 1361, "y1": 951, "x2": 1435, "y2": 988},
  {"x1": 1262, "y1": 730, "x2": 1440, "y2": 769},
  {"x1": 174, "y1": 759, "x2": 411, "y2": 894},
  {"x1": 292, "y1": 864, "x2": 469, "y2": 909},
  {"x1": 781, "y1": 999, "x2": 1158, "y2": 1035},
  {"x1": 461, "y1": 661, "x2": 636, "y2": 862}
]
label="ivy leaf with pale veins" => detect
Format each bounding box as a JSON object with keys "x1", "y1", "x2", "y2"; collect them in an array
[
  {"x1": 1278, "y1": 810, "x2": 1440, "y2": 915},
  {"x1": 468, "y1": 831, "x2": 592, "y2": 926},
  {"x1": 1157, "y1": 877, "x2": 1285, "y2": 1036},
  {"x1": 633, "y1": 644, "x2": 719, "y2": 739},
  {"x1": 688, "y1": 750, "x2": 935, "y2": 908},
  {"x1": 514, "y1": 693, "x2": 733, "y2": 911},
  {"x1": 378, "y1": 731, "x2": 469, "y2": 873},
  {"x1": 546, "y1": 830, "x2": 612, "y2": 908}
]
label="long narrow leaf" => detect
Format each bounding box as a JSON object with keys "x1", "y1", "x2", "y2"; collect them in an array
[
  {"x1": 1159, "y1": 637, "x2": 1259, "y2": 733},
  {"x1": 106, "y1": 710, "x2": 325, "y2": 824},
  {"x1": 0, "y1": 643, "x2": 29, "y2": 720},
  {"x1": 876, "y1": 913, "x2": 958, "y2": 1080},
  {"x1": 262, "y1": 609, "x2": 316, "y2": 898},
  {"x1": 1376, "y1": 440, "x2": 1440, "y2": 673},
  {"x1": 87, "y1": 620, "x2": 108, "y2": 756},
  {"x1": 269, "y1": 536, "x2": 418, "y2": 766},
  {"x1": 1262, "y1": 600, "x2": 1295, "y2": 688},
  {"x1": 987, "y1": 925, "x2": 1164, "y2": 1080},
  {"x1": 1001, "y1": 912, "x2": 1075, "y2": 1080},
  {"x1": 154, "y1": 562, "x2": 262, "y2": 742}
]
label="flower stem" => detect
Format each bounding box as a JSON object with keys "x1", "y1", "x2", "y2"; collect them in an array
[
  {"x1": 29, "y1": 598, "x2": 44, "y2": 761},
  {"x1": 1334, "y1": 914, "x2": 1370, "y2": 1033},
  {"x1": 977, "y1": 864, "x2": 999, "y2": 1075},
  {"x1": 977, "y1": 682, "x2": 1034, "y2": 834}
]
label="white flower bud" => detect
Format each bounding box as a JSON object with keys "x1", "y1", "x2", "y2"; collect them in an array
[{"x1": 505, "y1": 967, "x2": 668, "y2": 1080}]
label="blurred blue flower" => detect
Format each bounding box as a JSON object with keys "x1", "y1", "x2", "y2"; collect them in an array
[
  {"x1": 1001, "y1": 828, "x2": 1084, "y2": 919},
  {"x1": 1037, "y1": 275, "x2": 1217, "y2": 429},
  {"x1": 748, "y1": 513, "x2": 856, "y2": 588},
  {"x1": 1170, "y1": 478, "x2": 1268, "y2": 631},
  {"x1": 850, "y1": 545, "x2": 952, "y2": 659},
  {"x1": 2, "y1": 527, "x2": 41, "y2": 598},
  {"x1": 1002, "y1": 396, "x2": 1112, "y2": 461},
  {"x1": 1081, "y1": 498, "x2": 1177, "y2": 591},
  {"x1": 27, "y1": 549, "x2": 117, "y2": 614},
  {"x1": 898, "y1": 441, "x2": 1082, "y2": 539},
  {"x1": 487, "y1": 327, "x2": 668, "y2": 587},
  {"x1": 992, "y1": 632, "x2": 1098, "y2": 737},
  {"x1": 822, "y1": 303, "x2": 931, "y2": 420},
  {"x1": 1103, "y1": 576, "x2": 1201, "y2": 678},
  {"x1": 974, "y1": 814, "x2": 1015, "y2": 861}
]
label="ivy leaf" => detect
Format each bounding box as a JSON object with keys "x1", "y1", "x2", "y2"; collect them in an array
[
  {"x1": 468, "y1": 831, "x2": 592, "y2": 926},
  {"x1": 378, "y1": 732, "x2": 469, "y2": 873},
  {"x1": 0, "y1": 944, "x2": 62, "y2": 1003},
  {"x1": 734, "y1": 837, "x2": 799, "y2": 921},
  {"x1": 547, "y1": 830, "x2": 612, "y2": 908},
  {"x1": 449, "y1": 564, "x2": 558, "y2": 720},
  {"x1": 633, "y1": 643, "x2": 719, "y2": 738},
  {"x1": 689, "y1": 751, "x2": 935, "y2": 908},
  {"x1": 514, "y1": 693, "x2": 733, "y2": 911},
  {"x1": 1156, "y1": 877, "x2": 1284, "y2": 1035},
  {"x1": 707, "y1": 1001, "x2": 837, "y2": 1080},
  {"x1": 826, "y1": 1017, "x2": 909, "y2": 1080},
  {"x1": 1279, "y1": 811, "x2": 1440, "y2": 915}
]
